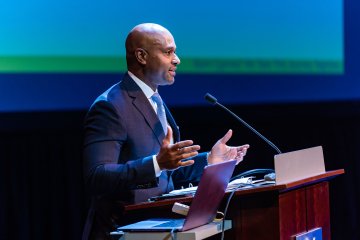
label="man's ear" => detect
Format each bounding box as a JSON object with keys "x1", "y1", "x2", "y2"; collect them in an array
[{"x1": 135, "y1": 48, "x2": 147, "y2": 65}]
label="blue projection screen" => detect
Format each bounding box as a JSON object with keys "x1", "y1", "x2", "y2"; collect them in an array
[
  {"x1": 0, "y1": 0, "x2": 343, "y2": 74},
  {"x1": 0, "y1": 0, "x2": 346, "y2": 112}
]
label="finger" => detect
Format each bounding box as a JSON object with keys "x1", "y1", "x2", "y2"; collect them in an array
[
  {"x1": 239, "y1": 144, "x2": 250, "y2": 150},
  {"x1": 177, "y1": 151, "x2": 199, "y2": 161},
  {"x1": 240, "y1": 145, "x2": 250, "y2": 155},
  {"x1": 219, "y1": 129, "x2": 233, "y2": 144},
  {"x1": 177, "y1": 145, "x2": 201, "y2": 154},
  {"x1": 235, "y1": 154, "x2": 244, "y2": 165},
  {"x1": 238, "y1": 148, "x2": 247, "y2": 155},
  {"x1": 233, "y1": 144, "x2": 249, "y2": 151},
  {"x1": 178, "y1": 159, "x2": 195, "y2": 167},
  {"x1": 229, "y1": 148, "x2": 238, "y2": 159},
  {"x1": 162, "y1": 126, "x2": 173, "y2": 145},
  {"x1": 237, "y1": 149, "x2": 246, "y2": 158},
  {"x1": 172, "y1": 140, "x2": 195, "y2": 149},
  {"x1": 232, "y1": 144, "x2": 249, "y2": 155}
]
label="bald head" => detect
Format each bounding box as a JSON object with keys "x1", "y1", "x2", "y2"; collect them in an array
[{"x1": 125, "y1": 23, "x2": 172, "y2": 68}]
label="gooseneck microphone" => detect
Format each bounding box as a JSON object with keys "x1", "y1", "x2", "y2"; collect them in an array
[{"x1": 204, "y1": 93, "x2": 282, "y2": 154}]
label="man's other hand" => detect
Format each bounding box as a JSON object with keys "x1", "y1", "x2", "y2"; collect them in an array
[{"x1": 208, "y1": 129, "x2": 250, "y2": 165}]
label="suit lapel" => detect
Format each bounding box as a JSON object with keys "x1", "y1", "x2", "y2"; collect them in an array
[{"x1": 122, "y1": 74, "x2": 165, "y2": 145}]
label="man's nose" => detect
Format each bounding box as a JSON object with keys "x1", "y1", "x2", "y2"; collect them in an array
[{"x1": 173, "y1": 54, "x2": 180, "y2": 65}]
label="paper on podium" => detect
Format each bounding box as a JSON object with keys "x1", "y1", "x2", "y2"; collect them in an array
[
  {"x1": 169, "y1": 186, "x2": 198, "y2": 195},
  {"x1": 169, "y1": 177, "x2": 253, "y2": 196},
  {"x1": 226, "y1": 177, "x2": 254, "y2": 191}
]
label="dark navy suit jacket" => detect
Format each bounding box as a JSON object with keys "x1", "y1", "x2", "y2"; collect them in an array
[{"x1": 82, "y1": 73, "x2": 208, "y2": 240}]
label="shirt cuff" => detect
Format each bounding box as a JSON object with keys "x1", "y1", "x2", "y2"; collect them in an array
[{"x1": 152, "y1": 155, "x2": 162, "y2": 177}]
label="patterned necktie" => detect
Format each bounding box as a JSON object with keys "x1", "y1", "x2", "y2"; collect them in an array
[{"x1": 151, "y1": 92, "x2": 168, "y2": 135}]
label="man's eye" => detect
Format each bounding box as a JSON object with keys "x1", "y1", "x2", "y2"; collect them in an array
[{"x1": 166, "y1": 50, "x2": 174, "y2": 55}]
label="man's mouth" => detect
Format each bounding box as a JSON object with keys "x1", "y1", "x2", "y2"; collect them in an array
[{"x1": 169, "y1": 68, "x2": 176, "y2": 77}]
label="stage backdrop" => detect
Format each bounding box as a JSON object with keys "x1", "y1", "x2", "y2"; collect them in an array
[{"x1": 0, "y1": 0, "x2": 350, "y2": 112}]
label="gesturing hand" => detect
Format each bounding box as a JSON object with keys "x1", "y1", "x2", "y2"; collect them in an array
[
  {"x1": 156, "y1": 126, "x2": 201, "y2": 170},
  {"x1": 207, "y1": 129, "x2": 250, "y2": 165}
]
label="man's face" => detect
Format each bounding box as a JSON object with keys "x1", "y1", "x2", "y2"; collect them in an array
[{"x1": 144, "y1": 32, "x2": 180, "y2": 88}]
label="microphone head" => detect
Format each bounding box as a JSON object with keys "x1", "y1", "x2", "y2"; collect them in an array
[{"x1": 204, "y1": 93, "x2": 218, "y2": 105}]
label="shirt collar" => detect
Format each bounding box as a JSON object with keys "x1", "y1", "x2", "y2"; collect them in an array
[{"x1": 128, "y1": 71, "x2": 156, "y2": 99}]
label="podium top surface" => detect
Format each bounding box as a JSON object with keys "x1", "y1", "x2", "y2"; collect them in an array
[{"x1": 124, "y1": 169, "x2": 344, "y2": 212}]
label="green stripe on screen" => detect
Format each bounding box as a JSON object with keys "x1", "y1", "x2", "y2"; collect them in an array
[
  {"x1": 0, "y1": 56, "x2": 127, "y2": 73},
  {"x1": 181, "y1": 58, "x2": 343, "y2": 74},
  {"x1": 0, "y1": 57, "x2": 343, "y2": 74}
]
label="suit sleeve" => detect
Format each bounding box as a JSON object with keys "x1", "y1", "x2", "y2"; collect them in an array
[{"x1": 83, "y1": 100, "x2": 158, "y2": 196}]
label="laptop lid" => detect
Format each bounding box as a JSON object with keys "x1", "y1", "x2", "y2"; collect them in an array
[
  {"x1": 118, "y1": 160, "x2": 237, "y2": 232},
  {"x1": 274, "y1": 146, "x2": 326, "y2": 185}
]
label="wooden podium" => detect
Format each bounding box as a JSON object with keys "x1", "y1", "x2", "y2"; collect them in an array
[{"x1": 121, "y1": 169, "x2": 344, "y2": 240}]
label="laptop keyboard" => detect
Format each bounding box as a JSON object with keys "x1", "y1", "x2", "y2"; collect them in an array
[{"x1": 154, "y1": 219, "x2": 185, "y2": 228}]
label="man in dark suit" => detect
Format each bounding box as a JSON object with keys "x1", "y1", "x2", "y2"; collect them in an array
[{"x1": 82, "y1": 23, "x2": 250, "y2": 240}]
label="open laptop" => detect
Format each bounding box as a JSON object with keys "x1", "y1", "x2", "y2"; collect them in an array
[
  {"x1": 118, "y1": 160, "x2": 237, "y2": 232},
  {"x1": 274, "y1": 146, "x2": 326, "y2": 185}
]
